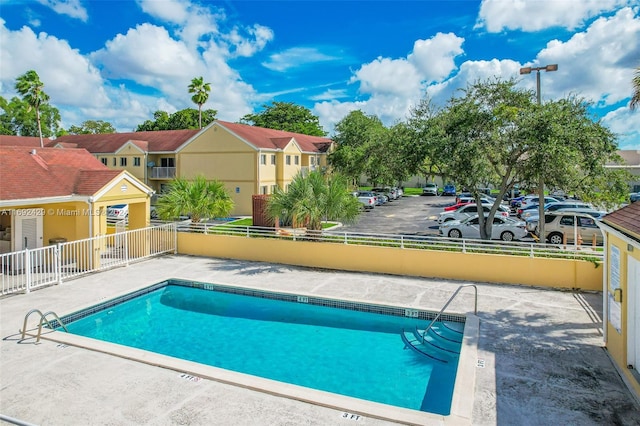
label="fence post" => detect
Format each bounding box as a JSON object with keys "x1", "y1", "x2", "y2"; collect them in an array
[
  {"x1": 56, "y1": 244, "x2": 63, "y2": 285},
  {"x1": 530, "y1": 243, "x2": 534, "y2": 258},
  {"x1": 462, "y1": 239, "x2": 466, "y2": 254},
  {"x1": 24, "y1": 248, "x2": 31, "y2": 294},
  {"x1": 344, "y1": 233, "x2": 348, "y2": 245},
  {"x1": 173, "y1": 223, "x2": 178, "y2": 254},
  {"x1": 401, "y1": 235, "x2": 404, "y2": 249},
  {"x1": 124, "y1": 229, "x2": 130, "y2": 266}
]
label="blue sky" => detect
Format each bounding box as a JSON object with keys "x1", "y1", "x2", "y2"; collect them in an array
[{"x1": 1, "y1": 0, "x2": 639, "y2": 149}]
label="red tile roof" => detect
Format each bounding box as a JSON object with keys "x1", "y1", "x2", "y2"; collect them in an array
[
  {"x1": 0, "y1": 135, "x2": 44, "y2": 147},
  {"x1": 603, "y1": 202, "x2": 640, "y2": 242},
  {"x1": 0, "y1": 147, "x2": 120, "y2": 201},
  {"x1": 217, "y1": 121, "x2": 333, "y2": 153},
  {"x1": 50, "y1": 129, "x2": 200, "y2": 153},
  {"x1": 3, "y1": 121, "x2": 333, "y2": 155}
]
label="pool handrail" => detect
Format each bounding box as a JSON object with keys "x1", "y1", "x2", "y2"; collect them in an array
[
  {"x1": 420, "y1": 284, "x2": 477, "y2": 344},
  {"x1": 20, "y1": 309, "x2": 68, "y2": 342}
]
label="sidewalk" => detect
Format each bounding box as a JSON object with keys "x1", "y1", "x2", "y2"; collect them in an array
[{"x1": 2, "y1": 255, "x2": 639, "y2": 425}]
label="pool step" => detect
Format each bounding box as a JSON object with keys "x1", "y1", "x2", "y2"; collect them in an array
[{"x1": 400, "y1": 330, "x2": 458, "y2": 363}]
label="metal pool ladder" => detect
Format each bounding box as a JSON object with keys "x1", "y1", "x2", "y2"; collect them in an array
[
  {"x1": 20, "y1": 309, "x2": 69, "y2": 343},
  {"x1": 419, "y1": 284, "x2": 477, "y2": 343}
]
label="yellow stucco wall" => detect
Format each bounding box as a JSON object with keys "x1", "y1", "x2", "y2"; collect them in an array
[
  {"x1": 95, "y1": 144, "x2": 146, "y2": 181},
  {"x1": 603, "y1": 232, "x2": 640, "y2": 398},
  {"x1": 177, "y1": 233, "x2": 602, "y2": 290}
]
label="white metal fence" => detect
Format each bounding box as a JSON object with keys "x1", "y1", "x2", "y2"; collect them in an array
[
  {"x1": 176, "y1": 222, "x2": 604, "y2": 262},
  {"x1": 0, "y1": 223, "x2": 176, "y2": 296}
]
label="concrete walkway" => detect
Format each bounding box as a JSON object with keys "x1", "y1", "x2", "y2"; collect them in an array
[{"x1": 1, "y1": 255, "x2": 639, "y2": 425}]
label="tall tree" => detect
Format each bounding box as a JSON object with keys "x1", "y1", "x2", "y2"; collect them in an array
[
  {"x1": 428, "y1": 79, "x2": 627, "y2": 240},
  {"x1": 0, "y1": 95, "x2": 61, "y2": 138},
  {"x1": 240, "y1": 101, "x2": 326, "y2": 136},
  {"x1": 135, "y1": 108, "x2": 217, "y2": 131},
  {"x1": 14, "y1": 70, "x2": 50, "y2": 147},
  {"x1": 631, "y1": 66, "x2": 640, "y2": 110},
  {"x1": 188, "y1": 76, "x2": 211, "y2": 129},
  {"x1": 266, "y1": 171, "x2": 361, "y2": 232},
  {"x1": 156, "y1": 175, "x2": 233, "y2": 224},
  {"x1": 328, "y1": 110, "x2": 386, "y2": 186},
  {"x1": 67, "y1": 120, "x2": 116, "y2": 134}
]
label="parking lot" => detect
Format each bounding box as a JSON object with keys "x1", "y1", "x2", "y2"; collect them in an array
[{"x1": 336, "y1": 194, "x2": 454, "y2": 236}]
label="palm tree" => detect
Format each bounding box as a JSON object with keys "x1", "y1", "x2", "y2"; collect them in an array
[
  {"x1": 631, "y1": 66, "x2": 640, "y2": 111},
  {"x1": 156, "y1": 175, "x2": 233, "y2": 224},
  {"x1": 15, "y1": 70, "x2": 49, "y2": 147},
  {"x1": 188, "y1": 76, "x2": 211, "y2": 129},
  {"x1": 266, "y1": 171, "x2": 362, "y2": 233}
]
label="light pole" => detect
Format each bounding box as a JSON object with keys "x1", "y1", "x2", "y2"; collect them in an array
[{"x1": 519, "y1": 64, "x2": 558, "y2": 244}]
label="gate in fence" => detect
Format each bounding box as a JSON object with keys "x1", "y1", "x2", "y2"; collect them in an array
[{"x1": 0, "y1": 223, "x2": 176, "y2": 296}]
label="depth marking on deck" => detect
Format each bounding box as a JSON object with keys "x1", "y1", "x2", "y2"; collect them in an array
[
  {"x1": 179, "y1": 373, "x2": 202, "y2": 382},
  {"x1": 477, "y1": 359, "x2": 485, "y2": 368},
  {"x1": 340, "y1": 412, "x2": 364, "y2": 421}
]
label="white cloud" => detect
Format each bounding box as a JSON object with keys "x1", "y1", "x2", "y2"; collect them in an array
[
  {"x1": 310, "y1": 89, "x2": 349, "y2": 101},
  {"x1": 352, "y1": 57, "x2": 423, "y2": 97},
  {"x1": 137, "y1": 0, "x2": 190, "y2": 24},
  {"x1": 476, "y1": 0, "x2": 631, "y2": 32},
  {"x1": 263, "y1": 47, "x2": 339, "y2": 72},
  {"x1": 91, "y1": 23, "x2": 200, "y2": 84},
  {"x1": 601, "y1": 107, "x2": 640, "y2": 150},
  {"x1": 522, "y1": 7, "x2": 640, "y2": 105},
  {"x1": 0, "y1": 20, "x2": 109, "y2": 108},
  {"x1": 36, "y1": 0, "x2": 88, "y2": 22},
  {"x1": 408, "y1": 33, "x2": 464, "y2": 82}
]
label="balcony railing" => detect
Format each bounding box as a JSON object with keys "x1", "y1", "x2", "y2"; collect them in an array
[{"x1": 151, "y1": 167, "x2": 176, "y2": 179}]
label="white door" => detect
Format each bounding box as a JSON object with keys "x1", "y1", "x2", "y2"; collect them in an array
[
  {"x1": 628, "y1": 255, "x2": 640, "y2": 372},
  {"x1": 12, "y1": 209, "x2": 44, "y2": 250}
]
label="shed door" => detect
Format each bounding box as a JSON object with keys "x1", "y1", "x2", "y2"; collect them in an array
[
  {"x1": 628, "y1": 255, "x2": 640, "y2": 372},
  {"x1": 13, "y1": 209, "x2": 44, "y2": 250}
]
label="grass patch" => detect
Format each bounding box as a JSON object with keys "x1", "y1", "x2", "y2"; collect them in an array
[{"x1": 227, "y1": 218, "x2": 252, "y2": 226}]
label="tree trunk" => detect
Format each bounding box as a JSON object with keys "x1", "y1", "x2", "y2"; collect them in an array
[{"x1": 36, "y1": 108, "x2": 43, "y2": 148}]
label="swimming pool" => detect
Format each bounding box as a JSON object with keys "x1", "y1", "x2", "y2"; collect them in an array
[{"x1": 47, "y1": 279, "x2": 478, "y2": 423}]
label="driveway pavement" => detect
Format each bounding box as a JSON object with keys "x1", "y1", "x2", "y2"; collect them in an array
[{"x1": 2, "y1": 255, "x2": 639, "y2": 425}]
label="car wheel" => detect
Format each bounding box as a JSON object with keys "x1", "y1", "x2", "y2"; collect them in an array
[
  {"x1": 448, "y1": 229, "x2": 462, "y2": 238},
  {"x1": 500, "y1": 231, "x2": 514, "y2": 241},
  {"x1": 548, "y1": 232, "x2": 564, "y2": 245}
]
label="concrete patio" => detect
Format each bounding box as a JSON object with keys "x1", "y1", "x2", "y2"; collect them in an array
[{"x1": 1, "y1": 254, "x2": 639, "y2": 425}]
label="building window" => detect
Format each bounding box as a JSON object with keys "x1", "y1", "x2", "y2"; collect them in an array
[
  {"x1": 310, "y1": 157, "x2": 316, "y2": 166},
  {"x1": 271, "y1": 155, "x2": 276, "y2": 165},
  {"x1": 260, "y1": 185, "x2": 268, "y2": 195},
  {"x1": 134, "y1": 157, "x2": 141, "y2": 166},
  {"x1": 294, "y1": 155, "x2": 299, "y2": 165},
  {"x1": 286, "y1": 155, "x2": 291, "y2": 165},
  {"x1": 160, "y1": 158, "x2": 175, "y2": 167},
  {"x1": 120, "y1": 157, "x2": 127, "y2": 167},
  {"x1": 112, "y1": 158, "x2": 116, "y2": 166},
  {"x1": 271, "y1": 185, "x2": 278, "y2": 193},
  {"x1": 101, "y1": 158, "x2": 107, "y2": 165},
  {"x1": 260, "y1": 154, "x2": 266, "y2": 165}
]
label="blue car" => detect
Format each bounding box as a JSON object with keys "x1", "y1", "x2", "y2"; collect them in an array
[{"x1": 442, "y1": 184, "x2": 456, "y2": 196}]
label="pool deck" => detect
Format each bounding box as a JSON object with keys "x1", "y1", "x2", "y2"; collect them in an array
[{"x1": 2, "y1": 254, "x2": 640, "y2": 426}]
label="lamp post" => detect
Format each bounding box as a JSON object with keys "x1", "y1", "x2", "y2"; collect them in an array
[{"x1": 519, "y1": 64, "x2": 558, "y2": 244}]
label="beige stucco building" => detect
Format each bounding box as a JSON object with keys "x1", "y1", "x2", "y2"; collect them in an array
[
  {"x1": 599, "y1": 202, "x2": 640, "y2": 403},
  {"x1": 0, "y1": 146, "x2": 153, "y2": 253},
  {"x1": 45, "y1": 121, "x2": 333, "y2": 216}
]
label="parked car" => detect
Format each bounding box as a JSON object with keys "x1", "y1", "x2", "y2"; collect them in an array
[
  {"x1": 630, "y1": 193, "x2": 640, "y2": 203},
  {"x1": 372, "y1": 187, "x2": 396, "y2": 201},
  {"x1": 534, "y1": 211, "x2": 604, "y2": 245},
  {"x1": 107, "y1": 204, "x2": 128, "y2": 219},
  {"x1": 439, "y1": 215, "x2": 528, "y2": 241},
  {"x1": 526, "y1": 207, "x2": 607, "y2": 232},
  {"x1": 354, "y1": 191, "x2": 376, "y2": 210},
  {"x1": 438, "y1": 203, "x2": 510, "y2": 224},
  {"x1": 442, "y1": 184, "x2": 456, "y2": 196},
  {"x1": 520, "y1": 201, "x2": 593, "y2": 221},
  {"x1": 373, "y1": 191, "x2": 388, "y2": 205},
  {"x1": 519, "y1": 196, "x2": 560, "y2": 210},
  {"x1": 455, "y1": 192, "x2": 496, "y2": 204},
  {"x1": 422, "y1": 183, "x2": 439, "y2": 196}
]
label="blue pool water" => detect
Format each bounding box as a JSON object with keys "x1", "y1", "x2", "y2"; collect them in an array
[{"x1": 61, "y1": 283, "x2": 463, "y2": 415}]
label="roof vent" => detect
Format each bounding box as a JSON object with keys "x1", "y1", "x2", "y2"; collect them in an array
[{"x1": 31, "y1": 149, "x2": 36, "y2": 155}]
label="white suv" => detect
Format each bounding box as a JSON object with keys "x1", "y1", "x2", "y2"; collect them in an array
[{"x1": 422, "y1": 183, "x2": 438, "y2": 196}]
